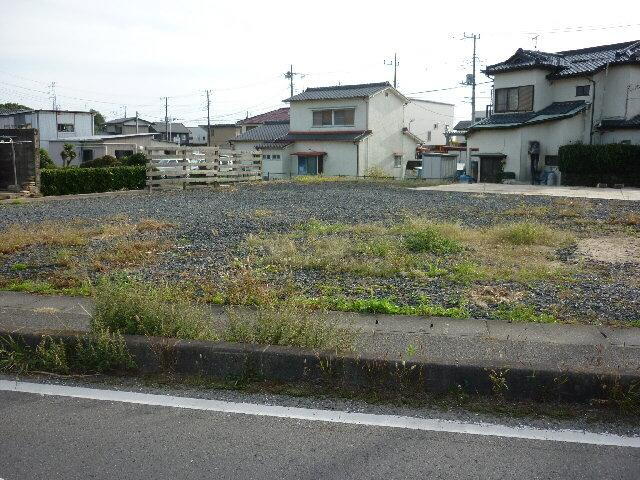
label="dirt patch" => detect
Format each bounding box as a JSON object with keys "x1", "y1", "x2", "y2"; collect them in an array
[
  {"x1": 469, "y1": 285, "x2": 525, "y2": 309},
  {"x1": 577, "y1": 237, "x2": 640, "y2": 264}
]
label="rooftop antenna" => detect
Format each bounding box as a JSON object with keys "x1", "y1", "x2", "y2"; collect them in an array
[{"x1": 531, "y1": 34, "x2": 540, "y2": 50}]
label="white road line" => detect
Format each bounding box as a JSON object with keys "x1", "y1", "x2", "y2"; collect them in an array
[{"x1": 2, "y1": 380, "x2": 639, "y2": 448}]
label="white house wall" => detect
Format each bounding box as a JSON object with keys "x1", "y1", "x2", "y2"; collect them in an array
[
  {"x1": 600, "y1": 129, "x2": 640, "y2": 144},
  {"x1": 364, "y1": 90, "x2": 406, "y2": 176},
  {"x1": 289, "y1": 98, "x2": 368, "y2": 132},
  {"x1": 291, "y1": 141, "x2": 358, "y2": 176},
  {"x1": 404, "y1": 100, "x2": 454, "y2": 145},
  {"x1": 468, "y1": 111, "x2": 589, "y2": 181},
  {"x1": 493, "y1": 69, "x2": 553, "y2": 111}
]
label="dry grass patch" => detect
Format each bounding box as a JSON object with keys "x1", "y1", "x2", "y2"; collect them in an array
[
  {"x1": 608, "y1": 213, "x2": 640, "y2": 226},
  {"x1": 94, "y1": 239, "x2": 172, "y2": 270},
  {"x1": 553, "y1": 198, "x2": 592, "y2": 218},
  {"x1": 469, "y1": 285, "x2": 525, "y2": 309},
  {"x1": 136, "y1": 218, "x2": 176, "y2": 232},
  {"x1": 248, "y1": 218, "x2": 576, "y2": 284},
  {"x1": 0, "y1": 221, "x2": 96, "y2": 255}
]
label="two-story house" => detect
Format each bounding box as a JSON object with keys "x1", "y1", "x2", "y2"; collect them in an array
[
  {"x1": 467, "y1": 40, "x2": 640, "y2": 182},
  {"x1": 104, "y1": 117, "x2": 153, "y2": 135},
  {"x1": 0, "y1": 109, "x2": 94, "y2": 154},
  {"x1": 150, "y1": 122, "x2": 191, "y2": 145},
  {"x1": 249, "y1": 82, "x2": 451, "y2": 179}
]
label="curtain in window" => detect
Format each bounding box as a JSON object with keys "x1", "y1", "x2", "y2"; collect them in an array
[
  {"x1": 517, "y1": 86, "x2": 534, "y2": 111},
  {"x1": 495, "y1": 89, "x2": 508, "y2": 112}
]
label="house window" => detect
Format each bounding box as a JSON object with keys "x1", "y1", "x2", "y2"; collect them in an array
[
  {"x1": 114, "y1": 125, "x2": 122, "y2": 134},
  {"x1": 262, "y1": 154, "x2": 271, "y2": 160},
  {"x1": 494, "y1": 85, "x2": 534, "y2": 113},
  {"x1": 57, "y1": 123, "x2": 75, "y2": 132},
  {"x1": 544, "y1": 155, "x2": 559, "y2": 166},
  {"x1": 312, "y1": 108, "x2": 355, "y2": 126},
  {"x1": 427, "y1": 131, "x2": 432, "y2": 142},
  {"x1": 393, "y1": 154, "x2": 403, "y2": 168},
  {"x1": 272, "y1": 154, "x2": 281, "y2": 160},
  {"x1": 82, "y1": 149, "x2": 94, "y2": 162},
  {"x1": 115, "y1": 150, "x2": 133, "y2": 159},
  {"x1": 433, "y1": 123, "x2": 438, "y2": 130},
  {"x1": 576, "y1": 85, "x2": 591, "y2": 97}
]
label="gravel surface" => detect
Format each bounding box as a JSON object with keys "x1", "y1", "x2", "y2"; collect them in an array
[{"x1": 1, "y1": 181, "x2": 640, "y2": 324}]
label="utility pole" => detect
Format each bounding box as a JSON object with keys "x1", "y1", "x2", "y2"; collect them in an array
[
  {"x1": 284, "y1": 65, "x2": 303, "y2": 97},
  {"x1": 384, "y1": 53, "x2": 399, "y2": 88},
  {"x1": 163, "y1": 97, "x2": 169, "y2": 142},
  {"x1": 135, "y1": 111, "x2": 139, "y2": 134},
  {"x1": 206, "y1": 89, "x2": 212, "y2": 147},
  {"x1": 49, "y1": 82, "x2": 57, "y2": 110},
  {"x1": 462, "y1": 33, "x2": 480, "y2": 123}
]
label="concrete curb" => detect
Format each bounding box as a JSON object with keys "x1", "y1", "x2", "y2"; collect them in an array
[{"x1": 3, "y1": 328, "x2": 638, "y2": 403}]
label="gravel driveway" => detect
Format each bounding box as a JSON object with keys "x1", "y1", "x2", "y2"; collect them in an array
[{"x1": 1, "y1": 181, "x2": 639, "y2": 325}]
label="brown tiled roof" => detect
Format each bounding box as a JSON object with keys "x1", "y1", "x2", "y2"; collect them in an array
[{"x1": 238, "y1": 107, "x2": 289, "y2": 125}]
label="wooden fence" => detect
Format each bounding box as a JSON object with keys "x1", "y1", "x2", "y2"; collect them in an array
[{"x1": 146, "y1": 147, "x2": 261, "y2": 190}]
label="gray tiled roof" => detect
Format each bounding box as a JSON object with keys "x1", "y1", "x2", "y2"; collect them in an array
[
  {"x1": 281, "y1": 130, "x2": 372, "y2": 142},
  {"x1": 469, "y1": 101, "x2": 588, "y2": 131},
  {"x1": 453, "y1": 120, "x2": 472, "y2": 131},
  {"x1": 232, "y1": 121, "x2": 289, "y2": 142},
  {"x1": 150, "y1": 122, "x2": 191, "y2": 134},
  {"x1": 105, "y1": 117, "x2": 152, "y2": 125},
  {"x1": 286, "y1": 82, "x2": 391, "y2": 102},
  {"x1": 598, "y1": 114, "x2": 640, "y2": 130},
  {"x1": 484, "y1": 41, "x2": 640, "y2": 78}
]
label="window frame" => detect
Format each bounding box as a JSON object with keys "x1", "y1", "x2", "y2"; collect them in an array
[
  {"x1": 494, "y1": 85, "x2": 535, "y2": 113},
  {"x1": 57, "y1": 123, "x2": 75, "y2": 132},
  {"x1": 575, "y1": 85, "x2": 591, "y2": 97},
  {"x1": 311, "y1": 108, "x2": 356, "y2": 127}
]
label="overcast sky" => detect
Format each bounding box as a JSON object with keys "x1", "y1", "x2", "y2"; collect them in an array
[{"x1": 1, "y1": 0, "x2": 638, "y2": 126}]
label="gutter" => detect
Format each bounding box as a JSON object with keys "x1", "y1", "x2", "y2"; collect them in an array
[{"x1": 588, "y1": 77, "x2": 596, "y2": 145}]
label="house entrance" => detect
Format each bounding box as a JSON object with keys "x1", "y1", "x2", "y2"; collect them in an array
[
  {"x1": 297, "y1": 155, "x2": 324, "y2": 175},
  {"x1": 477, "y1": 155, "x2": 506, "y2": 183}
]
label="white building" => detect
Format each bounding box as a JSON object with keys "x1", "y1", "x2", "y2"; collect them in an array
[
  {"x1": 0, "y1": 109, "x2": 94, "y2": 153},
  {"x1": 48, "y1": 133, "x2": 168, "y2": 166},
  {"x1": 232, "y1": 82, "x2": 451, "y2": 179},
  {"x1": 467, "y1": 40, "x2": 640, "y2": 182},
  {"x1": 404, "y1": 98, "x2": 455, "y2": 145},
  {"x1": 104, "y1": 117, "x2": 153, "y2": 135}
]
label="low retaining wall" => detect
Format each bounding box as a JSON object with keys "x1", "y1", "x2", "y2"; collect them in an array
[{"x1": 5, "y1": 329, "x2": 637, "y2": 403}]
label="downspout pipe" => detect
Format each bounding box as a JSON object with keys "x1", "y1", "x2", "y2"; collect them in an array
[{"x1": 588, "y1": 77, "x2": 596, "y2": 145}]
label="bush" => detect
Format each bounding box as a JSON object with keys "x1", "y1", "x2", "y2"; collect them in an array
[
  {"x1": 39, "y1": 148, "x2": 56, "y2": 169},
  {"x1": 558, "y1": 144, "x2": 640, "y2": 187},
  {"x1": 123, "y1": 152, "x2": 148, "y2": 166},
  {"x1": 404, "y1": 227, "x2": 463, "y2": 254},
  {"x1": 80, "y1": 155, "x2": 121, "y2": 168},
  {"x1": 40, "y1": 165, "x2": 146, "y2": 196}
]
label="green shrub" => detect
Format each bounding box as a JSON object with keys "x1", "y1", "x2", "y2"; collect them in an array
[
  {"x1": 80, "y1": 155, "x2": 121, "y2": 168},
  {"x1": 123, "y1": 152, "x2": 148, "y2": 166},
  {"x1": 39, "y1": 148, "x2": 56, "y2": 169},
  {"x1": 558, "y1": 144, "x2": 640, "y2": 187},
  {"x1": 404, "y1": 227, "x2": 463, "y2": 254},
  {"x1": 40, "y1": 165, "x2": 146, "y2": 196}
]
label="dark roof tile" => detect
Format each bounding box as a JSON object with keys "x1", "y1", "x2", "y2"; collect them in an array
[
  {"x1": 470, "y1": 101, "x2": 588, "y2": 131},
  {"x1": 232, "y1": 121, "x2": 289, "y2": 142},
  {"x1": 286, "y1": 82, "x2": 392, "y2": 102},
  {"x1": 484, "y1": 40, "x2": 640, "y2": 78},
  {"x1": 237, "y1": 107, "x2": 289, "y2": 125}
]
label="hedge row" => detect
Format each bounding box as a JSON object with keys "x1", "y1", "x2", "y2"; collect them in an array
[
  {"x1": 41, "y1": 165, "x2": 146, "y2": 196},
  {"x1": 558, "y1": 144, "x2": 640, "y2": 187}
]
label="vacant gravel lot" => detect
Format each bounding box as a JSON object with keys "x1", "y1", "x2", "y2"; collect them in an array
[{"x1": 1, "y1": 181, "x2": 639, "y2": 325}]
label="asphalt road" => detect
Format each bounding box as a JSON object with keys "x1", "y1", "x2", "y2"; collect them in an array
[{"x1": 1, "y1": 383, "x2": 638, "y2": 480}]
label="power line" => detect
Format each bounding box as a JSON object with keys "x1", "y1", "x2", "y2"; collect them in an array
[
  {"x1": 407, "y1": 81, "x2": 492, "y2": 96},
  {"x1": 384, "y1": 53, "x2": 399, "y2": 88}
]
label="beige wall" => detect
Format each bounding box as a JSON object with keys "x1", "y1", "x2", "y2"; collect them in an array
[{"x1": 211, "y1": 125, "x2": 240, "y2": 147}]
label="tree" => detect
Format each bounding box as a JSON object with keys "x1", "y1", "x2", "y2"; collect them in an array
[
  {"x1": 91, "y1": 109, "x2": 106, "y2": 132},
  {"x1": 39, "y1": 148, "x2": 56, "y2": 169},
  {"x1": 0, "y1": 102, "x2": 31, "y2": 113},
  {"x1": 60, "y1": 144, "x2": 77, "y2": 167}
]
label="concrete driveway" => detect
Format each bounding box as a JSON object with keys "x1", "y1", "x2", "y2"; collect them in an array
[{"x1": 412, "y1": 182, "x2": 640, "y2": 201}]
